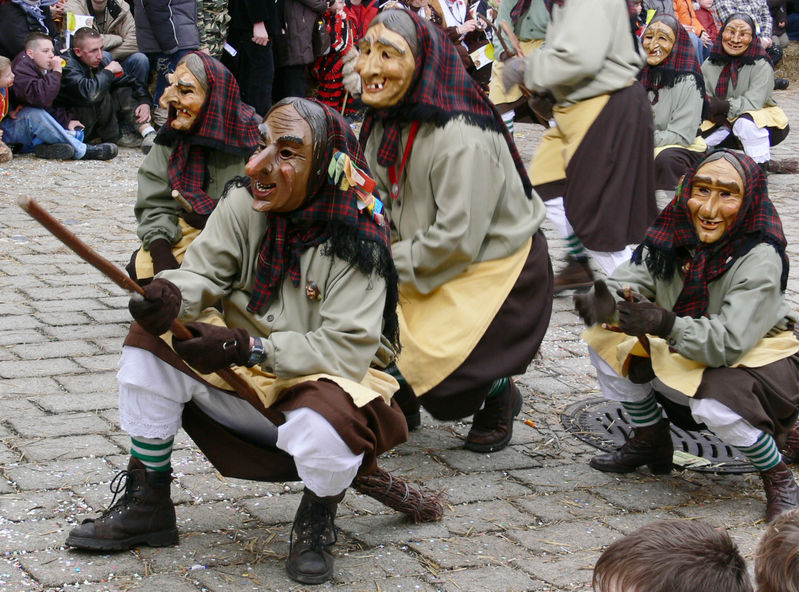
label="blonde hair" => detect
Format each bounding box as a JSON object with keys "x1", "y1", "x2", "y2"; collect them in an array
[
  {"x1": 755, "y1": 509, "x2": 799, "y2": 592},
  {"x1": 0, "y1": 56, "x2": 11, "y2": 76}
]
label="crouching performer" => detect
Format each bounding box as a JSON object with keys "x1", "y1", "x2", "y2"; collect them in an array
[
  {"x1": 66, "y1": 98, "x2": 408, "y2": 585},
  {"x1": 575, "y1": 150, "x2": 799, "y2": 522},
  {"x1": 356, "y1": 10, "x2": 553, "y2": 452}
]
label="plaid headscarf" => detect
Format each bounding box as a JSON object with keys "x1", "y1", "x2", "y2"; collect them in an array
[
  {"x1": 247, "y1": 100, "x2": 400, "y2": 348},
  {"x1": 510, "y1": 0, "x2": 532, "y2": 24},
  {"x1": 638, "y1": 15, "x2": 704, "y2": 104},
  {"x1": 359, "y1": 10, "x2": 533, "y2": 198},
  {"x1": 154, "y1": 53, "x2": 260, "y2": 215},
  {"x1": 707, "y1": 13, "x2": 768, "y2": 98},
  {"x1": 631, "y1": 150, "x2": 788, "y2": 319}
]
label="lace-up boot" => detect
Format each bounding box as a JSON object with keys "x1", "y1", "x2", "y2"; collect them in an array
[
  {"x1": 760, "y1": 461, "x2": 799, "y2": 522},
  {"x1": 465, "y1": 379, "x2": 523, "y2": 453},
  {"x1": 65, "y1": 457, "x2": 178, "y2": 550},
  {"x1": 589, "y1": 418, "x2": 674, "y2": 474},
  {"x1": 286, "y1": 488, "x2": 345, "y2": 584}
]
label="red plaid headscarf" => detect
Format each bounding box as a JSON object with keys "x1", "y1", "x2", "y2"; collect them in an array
[
  {"x1": 631, "y1": 150, "x2": 788, "y2": 319},
  {"x1": 247, "y1": 99, "x2": 400, "y2": 348},
  {"x1": 638, "y1": 15, "x2": 704, "y2": 104},
  {"x1": 155, "y1": 53, "x2": 261, "y2": 215},
  {"x1": 707, "y1": 13, "x2": 768, "y2": 98},
  {"x1": 359, "y1": 10, "x2": 533, "y2": 198}
]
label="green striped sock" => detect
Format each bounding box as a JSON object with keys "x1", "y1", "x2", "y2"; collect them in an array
[
  {"x1": 501, "y1": 110, "x2": 514, "y2": 136},
  {"x1": 739, "y1": 433, "x2": 782, "y2": 472},
  {"x1": 621, "y1": 393, "x2": 662, "y2": 427},
  {"x1": 566, "y1": 232, "x2": 588, "y2": 260},
  {"x1": 131, "y1": 436, "x2": 174, "y2": 472},
  {"x1": 486, "y1": 377, "x2": 509, "y2": 399}
]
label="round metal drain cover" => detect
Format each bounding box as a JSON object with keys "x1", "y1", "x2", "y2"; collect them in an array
[{"x1": 561, "y1": 398, "x2": 755, "y2": 474}]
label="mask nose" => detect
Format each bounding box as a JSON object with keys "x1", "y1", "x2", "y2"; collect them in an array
[{"x1": 245, "y1": 145, "x2": 276, "y2": 179}]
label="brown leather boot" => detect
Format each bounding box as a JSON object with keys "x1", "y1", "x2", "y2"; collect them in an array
[
  {"x1": 760, "y1": 461, "x2": 799, "y2": 522},
  {"x1": 465, "y1": 379, "x2": 523, "y2": 453},
  {"x1": 590, "y1": 419, "x2": 674, "y2": 474},
  {"x1": 286, "y1": 488, "x2": 345, "y2": 584},
  {"x1": 782, "y1": 421, "x2": 799, "y2": 464},
  {"x1": 553, "y1": 256, "x2": 594, "y2": 293},
  {"x1": 65, "y1": 457, "x2": 178, "y2": 551}
]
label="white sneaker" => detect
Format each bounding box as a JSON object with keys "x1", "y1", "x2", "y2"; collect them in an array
[{"x1": 140, "y1": 131, "x2": 157, "y2": 155}]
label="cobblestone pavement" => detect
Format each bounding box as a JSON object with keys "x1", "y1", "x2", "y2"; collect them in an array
[{"x1": 1, "y1": 90, "x2": 798, "y2": 592}]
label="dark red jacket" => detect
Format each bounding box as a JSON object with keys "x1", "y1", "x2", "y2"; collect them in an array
[
  {"x1": 11, "y1": 51, "x2": 73, "y2": 128},
  {"x1": 345, "y1": 1, "x2": 377, "y2": 40}
]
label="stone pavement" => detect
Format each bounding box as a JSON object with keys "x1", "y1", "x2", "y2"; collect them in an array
[{"x1": 1, "y1": 90, "x2": 798, "y2": 592}]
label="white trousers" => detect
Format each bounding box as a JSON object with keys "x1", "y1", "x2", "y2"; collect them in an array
[
  {"x1": 588, "y1": 347, "x2": 762, "y2": 447},
  {"x1": 544, "y1": 197, "x2": 635, "y2": 275},
  {"x1": 704, "y1": 117, "x2": 771, "y2": 163},
  {"x1": 117, "y1": 346, "x2": 364, "y2": 496}
]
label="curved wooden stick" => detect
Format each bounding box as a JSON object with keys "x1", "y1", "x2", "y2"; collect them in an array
[{"x1": 16, "y1": 196, "x2": 268, "y2": 413}]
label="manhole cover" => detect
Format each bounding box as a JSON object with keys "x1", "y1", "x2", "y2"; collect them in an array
[{"x1": 561, "y1": 398, "x2": 755, "y2": 474}]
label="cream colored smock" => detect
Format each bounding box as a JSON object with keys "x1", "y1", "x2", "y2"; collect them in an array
[
  {"x1": 364, "y1": 117, "x2": 546, "y2": 393},
  {"x1": 651, "y1": 76, "x2": 707, "y2": 156}
]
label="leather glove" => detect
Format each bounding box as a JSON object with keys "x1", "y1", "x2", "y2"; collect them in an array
[
  {"x1": 172, "y1": 322, "x2": 251, "y2": 374},
  {"x1": 180, "y1": 210, "x2": 210, "y2": 230},
  {"x1": 148, "y1": 238, "x2": 180, "y2": 275},
  {"x1": 615, "y1": 288, "x2": 676, "y2": 338},
  {"x1": 128, "y1": 278, "x2": 182, "y2": 335},
  {"x1": 573, "y1": 279, "x2": 617, "y2": 326},
  {"x1": 706, "y1": 96, "x2": 730, "y2": 125},
  {"x1": 501, "y1": 56, "x2": 527, "y2": 92}
]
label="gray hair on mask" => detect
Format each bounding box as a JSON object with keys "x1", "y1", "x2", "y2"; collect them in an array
[
  {"x1": 368, "y1": 9, "x2": 419, "y2": 57},
  {"x1": 267, "y1": 97, "x2": 328, "y2": 193},
  {"x1": 699, "y1": 151, "x2": 748, "y2": 186},
  {"x1": 176, "y1": 53, "x2": 209, "y2": 92}
]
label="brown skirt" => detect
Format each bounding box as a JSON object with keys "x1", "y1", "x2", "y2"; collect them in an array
[
  {"x1": 655, "y1": 147, "x2": 704, "y2": 191},
  {"x1": 419, "y1": 230, "x2": 553, "y2": 420},
  {"x1": 560, "y1": 83, "x2": 657, "y2": 251},
  {"x1": 124, "y1": 325, "x2": 408, "y2": 482}
]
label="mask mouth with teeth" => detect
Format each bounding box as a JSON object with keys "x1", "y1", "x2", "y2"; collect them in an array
[
  {"x1": 159, "y1": 55, "x2": 209, "y2": 132},
  {"x1": 355, "y1": 19, "x2": 418, "y2": 109}
]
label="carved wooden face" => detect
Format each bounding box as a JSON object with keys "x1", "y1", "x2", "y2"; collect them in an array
[
  {"x1": 355, "y1": 23, "x2": 416, "y2": 109},
  {"x1": 687, "y1": 157, "x2": 744, "y2": 244},
  {"x1": 642, "y1": 21, "x2": 676, "y2": 66},
  {"x1": 159, "y1": 63, "x2": 207, "y2": 132},
  {"x1": 721, "y1": 18, "x2": 753, "y2": 56}
]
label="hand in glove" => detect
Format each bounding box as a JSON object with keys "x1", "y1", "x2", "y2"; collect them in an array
[
  {"x1": 181, "y1": 210, "x2": 210, "y2": 230},
  {"x1": 501, "y1": 56, "x2": 527, "y2": 92},
  {"x1": 148, "y1": 238, "x2": 180, "y2": 275},
  {"x1": 173, "y1": 322, "x2": 251, "y2": 374},
  {"x1": 615, "y1": 288, "x2": 676, "y2": 338},
  {"x1": 128, "y1": 278, "x2": 182, "y2": 335},
  {"x1": 706, "y1": 96, "x2": 730, "y2": 125},
  {"x1": 528, "y1": 91, "x2": 555, "y2": 123},
  {"x1": 573, "y1": 279, "x2": 617, "y2": 326}
]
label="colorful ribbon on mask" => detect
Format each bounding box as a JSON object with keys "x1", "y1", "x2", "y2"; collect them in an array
[{"x1": 328, "y1": 151, "x2": 385, "y2": 226}]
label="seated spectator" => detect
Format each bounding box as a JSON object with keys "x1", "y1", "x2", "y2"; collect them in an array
[
  {"x1": 593, "y1": 520, "x2": 752, "y2": 592},
  {"x1": 1, "y1": 35, "x2": 117, "y2": 160},
  {"x1": 63, "y1": 0, "x2": 150, "y2": 86},
  {"x1": 755, "y1": 508, "x2": 799, "y2": 592},
  {"x1": 644, "y1": 0, "x2": 675, "y2": 17},
  {"x1": 769, "y1": 0, "x2": 790, "y2": 48},
  {"x1": 674, "y1": 0, "x2": 712, "y2": 61},
  {"x1": 0, "y1": 0, "x2": 61, "y2": 59},
  {"x1": 56, "y1": 27, "x2": 155, "y2": 152},
  {"x1": 436, "y1": 0, "x2": 494, "y2": 89},
  {"x1": 0, "y1": 56, "x2": 14, "y2": 162},
  {"x1": 695, "y1": 0, "x2": 722, "y2": 45},
  {"x1": 702, "y1": 14, "x2": 794, "y2": 173}
]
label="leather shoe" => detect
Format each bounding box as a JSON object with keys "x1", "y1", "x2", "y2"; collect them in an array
[
  {"x1": 465, "y1": 379, "x2": 522, "y2": 452},
  {"x1": 554, "y1": 256, "x2": 594, "y2": 293},
  {"x1": 760, "y1": 461, "x2": 799, "y2": 522},
  {"x1": 590, "y1": 418, "x2": 673, "y2": 474}
]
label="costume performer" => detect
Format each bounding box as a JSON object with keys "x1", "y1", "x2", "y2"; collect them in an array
[
  {"x1": 356, "y1": 10, "x2": 553, "y2": 452},
  {"x1": 701, "y1": 13, "x2": 792, "y2": 174},
  {"x1": 127, "y1": 52, "x2": 260, "y2": 284},
  {"x1": 502, "y1": 0, "x2": 657, "y2": 292},
  {"x1": 65, "y1": 98, "x2": 408, "y2": 585},
  {"x1": 639, "y1": 15, "x2": 706, "y2": 196},
  {"x1": 575, "y1": 150, "x2": 799, "y2": 523}
]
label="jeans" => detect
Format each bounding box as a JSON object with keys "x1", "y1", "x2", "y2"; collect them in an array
[
  {"x1": 0, "y1": 107, "x2": 86, "y2": 159},
  {"x1": 101, "y1": 51, "x2": 150, "y2": 86}
]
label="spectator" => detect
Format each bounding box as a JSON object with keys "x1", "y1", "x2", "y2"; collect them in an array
[
  {"x1": 133, "y1": 0, "x2": 200, "y2": 126},
  {"x1": 696, "y1": 0, "x2": 722, "y2": 44},
  {"x1": 673, "y1": 0, "x2": 712, "y2": 61},
  {"x1": 197, "y1": 0, "x2": 229, "y2": 58},
  {"x1": 0, "y1": 0, "x2": 61, "y2": 59},
  {"x1": 63, "y1": 0, "x2": 150, "y2": 85},
  {"x1": 755, "y1": 508, "x2": 799, "y2": 592},
  {"x1": 272, "y1": 0, "x2": 328, "y2": 102},
  {"x1": 0, "y1": 56, "x2": 15, "y2": 162},
  {"x1": 346, "y1": 0, "x2": 378, "y2": 40},
  {"x1": 56, "y1": 27, "x2": 155, "y2": 151},
  {"x1": 311, "y1": 0, "x2": 358, "y2": 116},
  {"x1": 769, "y1": 0, "x2": 790, "y2": 48},
  {"x1": 3, "y1": 32, "x2": 118, "y2": 159},
  {"x1": 644, "y1": 0, "x2": 675, "y2": 17}
]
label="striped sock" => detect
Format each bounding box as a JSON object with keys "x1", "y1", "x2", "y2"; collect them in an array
[
  {"x1": 739, "y1": 433, "x2": 782, "y2": 472},
  {"x1": 501, "y1": 110, "x2": 515, "y2": 136},
  {"x1": 385, "y1": 363, "x2": 408, "y2": 387},
  {"x1": 130, "y1": 436, "x2": 174, "y2": 472},
  {"x1": 621, "y1": 393, "x2": 662, "y2": 427},
  {"x1": 486, "y1": 377, "x2": 509, "y2": 399},
  {"x1": 566, "y1": 232, "x2": 588, "y2": 260}
]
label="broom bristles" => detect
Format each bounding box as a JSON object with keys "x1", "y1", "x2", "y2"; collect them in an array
[{"x1": 352, "y1": 466, "x2": 445, "y2": 523}]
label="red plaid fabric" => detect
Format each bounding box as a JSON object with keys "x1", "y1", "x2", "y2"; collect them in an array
[
  {"x1": 638, "y1": 15, "x2": 704, "y2": 104},
  {"x1": 632, "y1": 150, "x2": 788, "y2": 319},
  {"x1": 157, "y1": 53, "x2": 261, "y2": 215},
  {"x1": 707, "y1": 13, "x2": 768, "y2": 98},
  {"x1": 359, "y1": 10, "x2": 533, "y2": 198},
  {"x1": 247, "y1": 100, "x2": 399, "y2": 347}
]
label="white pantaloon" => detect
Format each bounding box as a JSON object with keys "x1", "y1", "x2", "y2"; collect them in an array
[
  {"x1": 705, "y1": 117, "x2": 771, "y2": 163},
  {"x1": 117, "y1": 346, "x2": 364, "y2": 496},
  {"x1": 588, "y1": 346, "x2": 762, "y2": 447}
]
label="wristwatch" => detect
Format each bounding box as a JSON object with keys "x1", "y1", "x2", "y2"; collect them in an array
[{"x1": 246, "y1": 337, "x2": 267, "y2": 368}]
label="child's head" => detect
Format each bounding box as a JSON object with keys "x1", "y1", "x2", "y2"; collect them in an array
[
  {"x1": 755, "y1": 508, "x2": 799, "y2": 592},
  {"x1": 698, "y1": 0, "x2": 714, "y2": 10},
  {"x1": 328, "y1": 0, "x2": 345, "y2": 13},
  {"x1": 593, "y1": 520, "x2": 752, "y2": 592},
  {"x1": 0, "y1": 56, "x2": 13, "y2": 89}
]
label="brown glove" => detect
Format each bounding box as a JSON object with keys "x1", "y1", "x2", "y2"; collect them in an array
[
  {"x1": 706, "y1": 96, "x2": 730, "y2": 125},
  {"x1": 173, "y1": 322, "x2": 251, "y2": 374},
  {"x1": 180, "y1": 210, "x2": 210, "y2": 230},
  {"x1": 148, "y1": 238, "x2": 180, "y2": 275},
  {"x1": 615, "y1": 288, "x2": 676, "y2": 338},
  {"x1": 574, "y1": 279, "x2": 617, "y2": 326},
  {"x1": 128, "y1": 278, "x2": 182, "y2": 335}
]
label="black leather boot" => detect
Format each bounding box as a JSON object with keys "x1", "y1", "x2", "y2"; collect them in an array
[
  {"x1": 760, "y1": 461, "x2": 799, "y2": 522},
  {"x1": 286, "y1": 488, "x2": 345, "y2": 584},
  {"x1": 65, "y1": 457, "x2": 178, "y2": 551},
  {"x1": 590, "y1": 418, "x2": 673, "y2": 474}
]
